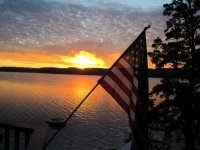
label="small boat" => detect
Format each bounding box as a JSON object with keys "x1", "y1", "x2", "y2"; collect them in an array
[{"x1": 46, "y1": 118, "x2": 65, "y2": 128}]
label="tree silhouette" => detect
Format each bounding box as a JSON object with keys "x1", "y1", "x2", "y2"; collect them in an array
[{"x1": 148, "y1": 0, "x2": 200, "y2": 149}]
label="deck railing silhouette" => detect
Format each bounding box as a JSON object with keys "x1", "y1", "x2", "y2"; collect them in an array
[{"x1": 0, "y1": 122, "x2": 48, "y2": 150}]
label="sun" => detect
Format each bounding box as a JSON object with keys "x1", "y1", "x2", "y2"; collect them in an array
[
  {"x1": 73, "y1": 55, "x2": 96, "y2": 67},
  {"x1": 62, "y1": 51, "x2": 105, "y2": 69}
]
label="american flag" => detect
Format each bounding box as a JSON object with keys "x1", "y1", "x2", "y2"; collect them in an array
[
  {"x1": 99, "y1": 31, "x2": 148, "y2": 149},
  {"x1": 100, "y1": 31, "x2": 146, "y2": 126}
]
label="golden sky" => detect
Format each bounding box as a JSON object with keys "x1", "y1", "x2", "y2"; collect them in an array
[
  {"x1": 0, "y1": 0, "x2": 168, "y2": 69},
  {"x1": 0, "y1": 47, "x2": 155, "y2": 68}
]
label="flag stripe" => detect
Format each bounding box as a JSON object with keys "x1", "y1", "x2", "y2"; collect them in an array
[
  {"x1": 119, "y1": 58, "x2": 133, "y2": 75},
  {"x1": 129, "y1": 95, "x2": 137, "y2": 127},
  {"x1": 103, "y1": 76, "x2": 130, "y2": 106},
  {"x1": 111, "y1": 67, "x2": 132, "y2": 88},
  {"x1": 131, "y1": 92, "x2": 137, "y2": 106},
  {"x1": 108, "y1": 71, "x2": 131, "y2": 97},
  {"x1": 115, "y1": 63, "x2": 132, "y2": 82},
  {"x1": 100, "y1": 80, "x2": 129, "y2": 113},
  {"x1": 132, "y1": 77, "x2": 138, "y2": 98},
  {"x1": 129, "y1": 108, "x2": 135, "y2": 123},
  {"x1": 130, "y1": 99, "x2": 136, "y2": 111},
  {"x1": 133, "y1": 77, "x2": 138, "y2": 87}
]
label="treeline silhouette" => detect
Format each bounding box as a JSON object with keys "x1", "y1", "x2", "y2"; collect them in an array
[
  {"x1": 0, "y1": 67, "x2": 108, "y2": 76},
  {"x1": 0, "y1": 67, "x2": 188, "y2": 78}
]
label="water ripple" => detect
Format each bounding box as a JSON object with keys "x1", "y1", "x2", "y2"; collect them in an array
[{"x1": 0, "y1": 72, "x2": 131, "y2": 150}]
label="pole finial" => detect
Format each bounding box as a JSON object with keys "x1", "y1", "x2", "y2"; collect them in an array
[{"x1": 143, "y1": 23, "x2": 151, "y2": 32}]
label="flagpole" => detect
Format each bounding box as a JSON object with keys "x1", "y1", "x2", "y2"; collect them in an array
[
  {"x1": 45, "y1": 25, "x2": 151, "y2": 148},
  {"x1": 45, "y1": 82, "x2": 99, "y2": 148}
]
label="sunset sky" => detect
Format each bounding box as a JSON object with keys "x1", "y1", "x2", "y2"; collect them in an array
[{"x1": 0, "y1": 0, "x2": 171, "y2": 69}]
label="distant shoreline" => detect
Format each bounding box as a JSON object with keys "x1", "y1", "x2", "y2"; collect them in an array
[
  {"x1": 0, "y1": 67, "x2": 108, "y2": 76},
  {"x1": 0, "y1": 67, "x2": 184, "y2": 78}
]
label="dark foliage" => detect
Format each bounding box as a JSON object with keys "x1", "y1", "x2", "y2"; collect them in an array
[{"x1": 148, "y1": 0, "x2": 200, "y2": 149}]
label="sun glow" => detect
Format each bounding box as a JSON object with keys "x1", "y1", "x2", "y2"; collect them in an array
[{"x1": 62, "y1": 51, "x2": 106, "y2": 68}]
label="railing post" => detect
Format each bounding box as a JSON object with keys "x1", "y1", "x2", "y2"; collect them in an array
[
  {"x1": 14, "y1": 130, "x2": 19, "y2": 150},
  {"x1": 25, "y1": 132, "x2": 30, "y2": 148},
  {"x1": 0, "y1": 122, "x2": 47, "y2": 150},
  {"x1": 4, "y1": 128, "x2": 9, "y2": 150}
]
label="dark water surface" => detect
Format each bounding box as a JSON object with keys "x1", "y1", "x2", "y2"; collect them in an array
[{"x1": 0, "y1": 72, "x2": 159, "y2": 150}]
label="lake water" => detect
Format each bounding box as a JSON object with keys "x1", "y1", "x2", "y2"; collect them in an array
[{"x1": 0, "y1": 72, "x2": 160, "y2": 150}]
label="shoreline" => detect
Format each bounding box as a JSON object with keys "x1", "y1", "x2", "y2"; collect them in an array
[{"x1": 0, "y1": 67, "x2": 185, "y2": 78}]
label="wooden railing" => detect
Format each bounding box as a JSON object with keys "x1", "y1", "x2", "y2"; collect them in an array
[{"x1": 0, "y1": 122, "x2": 48, "y2": 150}]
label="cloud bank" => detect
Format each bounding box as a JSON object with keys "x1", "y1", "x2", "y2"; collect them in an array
[{"x1": 0, "y1": 0, "x2": 168, "y2": 67}]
